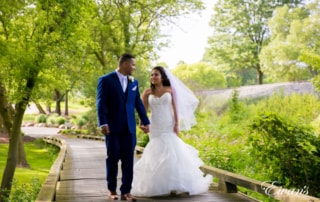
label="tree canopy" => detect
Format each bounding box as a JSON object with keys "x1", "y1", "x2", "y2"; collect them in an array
[
  {"x1": 260, "y1": 1, "x2": 320, "y2": 82},
  {"x1": 204, "y1": 0, "x2": 304, "y2": 85}
]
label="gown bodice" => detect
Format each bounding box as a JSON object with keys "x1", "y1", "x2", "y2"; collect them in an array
[{"x1": 149, "y1": 92, "x2": 175, "y2": 136}]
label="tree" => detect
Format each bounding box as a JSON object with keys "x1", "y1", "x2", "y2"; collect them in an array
[
  {"x1": 172, "y1": 62, "x2": 227, "y2": 91},
  {"x1": 81, "y1": 0, "x2": 204, "y2": 105},
  {"x1": 204, "y1": 0, "x2": 303, "y2": 85},
  {"x1": 260, "y1": 1, "x2": 320, "y2": 81},
  {"x1": 0, "y1": 0, "x2": 93, "y2": 199}
]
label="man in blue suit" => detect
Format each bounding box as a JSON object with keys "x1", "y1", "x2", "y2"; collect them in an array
[{"x1": 96, "y1": 53, "x2": 150, "y2": 201}]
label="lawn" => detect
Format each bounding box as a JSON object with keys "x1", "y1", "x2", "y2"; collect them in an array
[{"x1": 0, "y1": 140, "x2": 58, "y2": 200}]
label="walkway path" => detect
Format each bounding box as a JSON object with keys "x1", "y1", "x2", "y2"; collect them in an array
[{"x1": 22, "y1": 127, "x2": 257, "y2": 202}]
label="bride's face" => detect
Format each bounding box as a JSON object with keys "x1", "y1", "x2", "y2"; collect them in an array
[{"x1": 150, "y1": 70, "x2": 162, "y2": 85}]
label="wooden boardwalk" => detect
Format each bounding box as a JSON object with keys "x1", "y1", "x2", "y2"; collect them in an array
[{"x1": 55, "y1": 137, "x2": 257, "y2": 202}]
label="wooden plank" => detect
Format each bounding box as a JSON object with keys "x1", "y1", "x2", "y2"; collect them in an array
[{"x1": 54, "y1": 138, "x2": 257, "y2": 202}]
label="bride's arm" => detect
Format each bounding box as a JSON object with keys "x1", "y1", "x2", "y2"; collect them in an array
[
  {"x1": 139, "y1": 89, "x2": 150, "y2": 131},
  {"x1": 141, "y1": 89, "x2": 150, "y2": 112},
  {"x1": 171, "y1": 91, "x2": 179, "y2": 136}
]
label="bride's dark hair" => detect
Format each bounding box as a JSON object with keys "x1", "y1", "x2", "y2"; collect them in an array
[{"x1": 151, "y1": 66, "x2": 171, "y2": 91}]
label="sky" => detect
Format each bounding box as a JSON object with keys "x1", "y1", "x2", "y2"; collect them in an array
[{"x1": 156, "y1": 0, "x2": 217, "y2": 68}]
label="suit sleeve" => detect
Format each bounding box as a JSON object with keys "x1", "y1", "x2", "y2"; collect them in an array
[{"x1": 96, "y1": 76, "x2": 108, "y2": 126}]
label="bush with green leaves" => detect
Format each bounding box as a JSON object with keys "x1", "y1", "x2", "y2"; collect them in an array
[
  {"x1": 35, "y1": 114, "x2": 46, "y2": 123},
  {"x1": 137, "y1": 133, "x2": 149, "y2": 147},
  {"x1": 77, "y1": 118, "x2": 87, "y2": 129},
  {"x1": 56, "y1": 116, "x2": 66, "y2": 125},
  {"x1": 47, "y1": 116, "x2": 56, "y2": 125},
  {"x1": 10, "y1": 178, "x2": 42, "y2": 202},
  {"x1": 81, "y1": 110, "x2": 99, "y2": 136},
  {"x1": 248, "y1": 112, "x2": 320, "y2": 197}
]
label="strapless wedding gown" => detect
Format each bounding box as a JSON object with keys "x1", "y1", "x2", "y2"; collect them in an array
[{"x1": 131, "y1": 92, "x2": 212, "y2": 197}]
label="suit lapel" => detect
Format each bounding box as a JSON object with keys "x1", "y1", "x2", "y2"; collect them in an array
[{"x1": 111, "y1": 72, "x2": 126, "y2": 99}]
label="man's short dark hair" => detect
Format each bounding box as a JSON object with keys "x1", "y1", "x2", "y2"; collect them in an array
[{"x1": 119, "y1": 53, "x2": 135, "y2": 64}]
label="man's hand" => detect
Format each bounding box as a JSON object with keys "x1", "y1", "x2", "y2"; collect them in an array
[
  {"x1": 140, "y1": 125, "x2": 150, "y2": 133},
  {"x1": 101, "y1": 125, "x2": 110, "y2": 135}
]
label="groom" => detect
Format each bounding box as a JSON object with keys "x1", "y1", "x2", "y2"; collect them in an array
[{"x1": 96, "y1": 53, "x2": 150, "y2": 201}]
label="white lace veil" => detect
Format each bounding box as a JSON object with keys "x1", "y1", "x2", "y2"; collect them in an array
[{"x1": 164, "y1": 68, "x2": 199, "y2": 131}]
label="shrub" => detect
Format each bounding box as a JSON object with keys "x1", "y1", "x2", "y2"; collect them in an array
[
  {"x1": 10, "y1": 178, "x2": 42, "y2": 202},
  {"x1": 77, "y1": 118, "x2": 87, "y2": 129},
  {"x1": 137, "y1": 134, "x2": 149, "y2": 147},
  {"x1": 82, "y1": 110, "x2": 99, "y2": 136},
  {"x1": 35, "y1": 114, "x2": 46, "y2": 123},
  {"x1": 47, "y1": 116, "x2": 56, "y2": 125},
  {"x1": 248, "y1": 112, "x2": 320, "y2": 197},
  {"x1": 56, "y1": 116, "x2": 66, "y2": 125}
]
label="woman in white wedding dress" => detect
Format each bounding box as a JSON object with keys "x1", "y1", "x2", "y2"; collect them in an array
[{"x1": 131, "y1": 66, "x2": 212, "y2": 197}]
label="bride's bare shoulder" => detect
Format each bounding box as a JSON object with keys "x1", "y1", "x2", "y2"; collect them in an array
[
  {"x1": 164, "y1": 86, "x2": 173, "y2": 94},
  {"x1": 142, "y1": 88, "x2": 152, "y2": 97}
]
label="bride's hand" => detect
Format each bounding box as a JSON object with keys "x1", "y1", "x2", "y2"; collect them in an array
[{"x1": 140, "y1": 125, "x2": 150, "y2": 133}]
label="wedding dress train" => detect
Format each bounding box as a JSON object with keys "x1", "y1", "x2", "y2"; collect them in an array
[{"x1": 131, "y1": 92, "x2": 212, "y2": 197}]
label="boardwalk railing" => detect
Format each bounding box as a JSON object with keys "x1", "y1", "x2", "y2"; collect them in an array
[
  {"x1": 35, "y1": 137, "x2": 67, "y2": 202},
  {"x1": 37, "y1": 135, "x2": 320, "y2": 202},
  {"x1": 134, "y1": 145, "x2": 320, "y2": 202},
  {"x1": 200, "y1": 165, "x2": 320, "y2": 202}
]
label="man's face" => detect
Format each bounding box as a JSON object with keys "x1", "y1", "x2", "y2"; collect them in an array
[{"x1": 122, "y1": 58, "x2": 136, "y2": 75}]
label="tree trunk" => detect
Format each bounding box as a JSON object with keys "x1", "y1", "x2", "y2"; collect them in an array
[
  {"x1": 46, "y1": 105, "x2": 51, "y2": 114},
  {"x1": 65, "y1": 90, "x2": 69, "y2": 116},
  {"x1": 0, "y1": 105, "x2": 25, "y2": 201},
  {"x1": 0, "y1": 73, "x2": 37, "y2": 201},
  {"x1": 34, "y1": 101, "x2": 46, "y2": 114},
  {"x1": 0, "y1": 116, "x2": 4, "y2": 133},
  {"x1": 16, "y1": 135, "x2": 30, "y2": 168},
  {"x1": 54, "y1": 89, "x2": 65, "y2": 115},
  {"x1": 256, "y1": 64, "x2": 264, "y2": 85}
]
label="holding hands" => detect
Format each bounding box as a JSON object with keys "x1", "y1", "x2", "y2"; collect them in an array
[{"x1": 140, "y1": 124, "x2": 150, "y2": 133}]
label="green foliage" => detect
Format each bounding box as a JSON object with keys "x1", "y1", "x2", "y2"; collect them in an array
[
  {"x1": 249, "y1": 93, "x2": 320, "y2": 124},
  {"x1": 60, "y1": 129, "x2": 88, "y2": 135},
  {"x1": 38, "y1": 114, "x2": 66, "y2": 125},
  {"x1": 182, "y1": 91, "x2": 320, "y2": 199},
  {"x1": 248, "y1": 112, "x2": 320, "y2": 196},
  {"x1": 260, "y1": 3, "x2": 319, "y2": 82},
  {"x1": 46, "y1": 116, "x2": 56, "y2": 125},
  {"x1": 56, "y1": 116, "x2": 66, "y2": 125},
  {"x1": 300, "y1": 49, "x2": 320, "y2": 90},
  {"x1": 205, "y1": 0, "x2": 304, "y2": 84},
  {"x1": 35, "y1": 114, "x2": 46, "y2": 123},
  {"x1": 77, "y1": 118, "x2": 87, "y2": 129},
  {"x1": 0, "y1": 140, "x2": 59, "y2": 201},
  {"x1": 228, "y1": 89, "x2": 243, "y2": 122},
  {"x1": 10, "y1": 178, "x2": 42, "y2": 202},
  {"x1": 137, "y1": 133, "x2": 149, "y2": 147},
  {"x1": 172, "y1": 62, "x2": 227, "y2": 91},
  {"x1": 81, "y1": 110, "x2": 99, "y2": 136}
]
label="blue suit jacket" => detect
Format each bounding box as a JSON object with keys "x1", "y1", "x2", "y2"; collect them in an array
[{"x1": 96, "y1": 71, "x2": 150, "y2": 135}]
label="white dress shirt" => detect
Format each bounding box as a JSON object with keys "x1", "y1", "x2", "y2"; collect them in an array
[{"x1": 116, "y1": 71, "x2": 127, "y2": 92}]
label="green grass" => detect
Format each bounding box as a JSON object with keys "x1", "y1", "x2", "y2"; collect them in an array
[
  {"x1": 0, "y1": 140, "x2": 58, "y2": 200},
  {"x1": 23, "y1": 114, "x2": 37, "y2": 122}
]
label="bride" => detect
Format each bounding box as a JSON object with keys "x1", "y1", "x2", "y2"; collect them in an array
[{"x1": 131, "y1": 66, "x2": 212, "y2": 197}]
